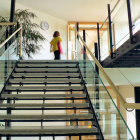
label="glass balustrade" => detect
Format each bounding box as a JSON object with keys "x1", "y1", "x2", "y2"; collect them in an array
[
  {"x1": 76, "y1": 38, "x2": 134, "y2": 140},
  {"x1": 0, "y1": 29, "x2": 20, "y2": 93}
]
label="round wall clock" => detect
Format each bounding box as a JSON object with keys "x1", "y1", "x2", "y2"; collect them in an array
[{"x1": 41, "y1": 21, "x2": 49, "y2": 30}]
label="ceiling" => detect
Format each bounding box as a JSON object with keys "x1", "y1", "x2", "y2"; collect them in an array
[{"x1": 17, "y1": 0, "x2": 118, "y2": 21}]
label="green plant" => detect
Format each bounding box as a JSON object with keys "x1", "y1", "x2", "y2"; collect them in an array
[{"x1": 0, "y1": 9, "x2": 46, "y2": 57}]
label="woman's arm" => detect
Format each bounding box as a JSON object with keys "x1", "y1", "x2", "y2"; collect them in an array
[{"x1": 50, "y1": 45, "x2": 53, "y2": 52}]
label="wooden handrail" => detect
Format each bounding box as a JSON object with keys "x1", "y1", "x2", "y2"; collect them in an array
[
  {"x1": 0, "y1": 22, "x2": 17, "y2": 26},
  {"x1": 75, "y1": 28, "x2": 140, "y2": 109},
  {"x1": 0, "y1": 26, "x2": 22, "y2": 57}
]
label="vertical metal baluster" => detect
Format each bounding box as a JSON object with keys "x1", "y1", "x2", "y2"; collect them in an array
[{"x1": 79, "y1": 135, "x2": 81, "y2": 140}]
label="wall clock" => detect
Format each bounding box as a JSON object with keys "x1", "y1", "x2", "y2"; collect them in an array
[{"x1": 41, "y1": 21, "x2": 49, "y2": 30}]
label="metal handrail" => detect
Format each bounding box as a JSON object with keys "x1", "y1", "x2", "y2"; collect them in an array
[
  {"x1": 0, "y1": 22, "x2": 17, "y2": 26},
  {"x1": 0, "y1": 24, "x2": 22, "y2": 57},
  {"x1": 75, "y1": 28, "x2": 140, "y2": 109}
]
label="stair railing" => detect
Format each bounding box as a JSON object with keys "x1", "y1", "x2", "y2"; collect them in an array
[
  {"x1": 0, "y1": 22, "x2": 23, "y2": 94},
  {"x1": 0, "y1": 22, "x2": 22, "y2": 57},
  {"x1": 74, "y1": 28, "x2": 140, "y2": 110}
]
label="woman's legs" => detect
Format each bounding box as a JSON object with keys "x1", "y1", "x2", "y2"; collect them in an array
[{"x1": 54, "y1": 50, "x2": 60, "y2": 60}]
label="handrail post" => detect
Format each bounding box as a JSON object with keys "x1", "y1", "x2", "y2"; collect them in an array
[
  {"x1": 16, "y1": 22, "x2": 19, "y2": 38},
  {"x1": 83, "y1": 30, "x2": 86, "y2": 60},
  {"x1": 10, "y1": 0, "x2": 16, "y2": 35},
  {"x1": 97, "y1": 23, "x2": 101, "y2": 62},
  {"x1": 94, "y1": 43, "x2": 99, "y2": 74},
  {"x1": 108, "y1": 4, "x2": 113, "y2": 59},
  {"x1": 20, "y1": 25, "x2": 22, "y2": 58},
  {"x1": 5, "y1": 28, "x2": 9, "y2": 50},
  {"x1": 76, "y1": 22, "x2": 79, "y2": 60},
  {"x1": 83, "y1": 30, "x2": 86, "y2": 78},
  {"x1": 77, "y1": 22, "x2": 79, "y2": 40},
  {"x1": 126, "y1": 0, "x2": 135, "y2": 44},
  {"x1": 16, "y1": 22, "x2": 19, "y2": 56},
  {"x1": 94, "y1": 42, "x2": 100, "y2": 114}
]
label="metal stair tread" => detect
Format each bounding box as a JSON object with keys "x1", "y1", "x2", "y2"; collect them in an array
[
  {"x1": 0, "y1": 126, "x2": 98, "y2": 135},
  {"x1": 12, "y1": 73, "x2": 80, "y2": 77},
  {"x1": 15, "y1": 68, "x2": 78, "y2": 72},
  {"x1": 5, "y1": 86, "x2": 84, "y2": 91},
  {"x1": 0, "y1": 103, "x2": 89, "y2": 108},
  {"x1": 1, "y1": 94, "x2": 86, "y2": 98},
  {"x1": 19, "y1": 60, "x2": 77, "y2": 63},
  {"x1": 9, "y1": 79, "x2": 81, "y2": 83},
  {"x1": 0, "y1": 114, "x2": 93, "y2": 119},
  {"x1": 17, "y1": 64, "x2": 77, "y2": 68}
]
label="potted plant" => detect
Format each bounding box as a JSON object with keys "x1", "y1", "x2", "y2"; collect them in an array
[{"x1": 0, "y1": 9, "x2": 46, "y2": 58}]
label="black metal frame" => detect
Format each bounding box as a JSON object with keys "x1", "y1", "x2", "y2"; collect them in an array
[
  {"x1": 97, "y1": 23, "x2": 101, "y2": 62},
  {"x1": 9, "y1": 0, "x2": 16, "y2": 37},
  {"x1": 0, "y1": 61, "x2": 104, "y2": 140},
  {"x1": 83, "y1": 30, "x2": 86, "y2": 60},
  {"x1": 108, "y1": 4, "x2": 113, "y2": 59},
  {"x1": 126, "y1": 0, "x2": 135, "y2": 44}
]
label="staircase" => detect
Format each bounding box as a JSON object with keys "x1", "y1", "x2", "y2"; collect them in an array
[{"x1": 0, "y1": 60, "x2": 103, "y2": 140}]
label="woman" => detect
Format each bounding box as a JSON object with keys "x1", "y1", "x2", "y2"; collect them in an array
[{"x1": 50, "y1": 31, "x2": 62, "y2": 60}]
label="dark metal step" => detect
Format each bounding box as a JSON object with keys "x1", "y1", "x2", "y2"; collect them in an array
[
  {"x1": 0, "y1": 103, "x2": 89, "y2": 108},
  {"x1": 0, "y1": 114, "x2": 92, "y2": 120},
  {"x1": 15, "y1": 68, "x2": 78, "y2": 73},
  {"x1": 9, "y1": 79, "x2": 82, "y2": 84},
  {"x1": 17, "y1": 64, "x2": 77, "y2": 68},
  {"x1": 1, "y1": 93, "x2": 86, "y2": 99},
  {"x1": 12, "y1": 73, "x2": 80, "y2": 78},
  {"x1": 0, "y1": 107, "x2": 90, "y2": 111},
  {"x1": 19, "y1": 60, "x2": 78, "y2": 64},
  {"x1": 0, "y1": 126, "x2": 99, "y2": 136},
  {"x1": 5, "y1": 86, "x2": 84, "y2": 92}
]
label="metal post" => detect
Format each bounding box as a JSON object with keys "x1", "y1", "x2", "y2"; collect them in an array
[
  {"x1": 10, "y1": 0, "x2": 16, "y2": 22},
  {"x1": 83, "y1": 30, "x2": 86, "y2": 60},
  {"x1": 9, "y1": 0, "x2": 16, "y2": 35},
  {"x1": 94, "y1": 43, "x2": 99, "y2": 74},
  {"x1": 83, "y1": 30, "x2": 86, "y2": 79},
  {"x1": 6, "y1": 91, "x2": 11, "y2": 140},
  {"x1": 77, "y1": 22, "x2": 79, "y2": 40},
  {"x1": 126, "y1": 0, "x2": 134, "y2": 43},
  {"x1": 16, "y1": 22, "x2": 19, "y2": 38},
  {"x1": 108, "y1": 4, "x2": 113, "y2": 59},
  {"x1": 76, "y1": 22, "x2": 79, "y2": 60},
  {"x1": 94, "y1": 42, "x2": 100, "y2": 121},
  {"x1": 20, "y1": 25, "x2": 22, "y2": 58},
  {"x1": 135, "y1": 87, "x2": 140, "y2": 139},
  {"x1": 5, "y1": 28, "x2": 9, "y2": 50},
  {"x1": 97, "y1": 23, "x2": 101, "y2": 62}
]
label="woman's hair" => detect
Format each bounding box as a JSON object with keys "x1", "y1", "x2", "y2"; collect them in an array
[{"x1": 53, "y1": 31, "x2": 60, "y2": 37}]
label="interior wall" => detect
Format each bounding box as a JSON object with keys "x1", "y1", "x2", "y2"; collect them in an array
[
  {"x1": 0, "y1": 0, "x2": 67, "y2": 60},
  {"x1": 119, "y1": 85, "x2": 136, "y2": 138},
  {"x1": 107, "y1": 85, "x2": 136, "y2": 138}
]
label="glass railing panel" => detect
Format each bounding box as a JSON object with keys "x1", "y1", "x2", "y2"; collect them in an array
[
  {"x1": 99, "y1": 65, "x2": 137, "y2": 138},
  {"x1": 131, "y1": 0, "x2": 140, "y2": 33},
  {"x1": 0, "y1": 39, "x2": 19, "y2": 93},
  {"x1": 76, "y1": 39, "x2": 134, "y2": 140},
  {"x1": 112, "y1": 0, "x2": 129, "y2": 49},
  {"x1": 0, "y1": 26, "x2": 7, "y2": 44},
  {"x1": 76, "y1": 39, "x2": 84, "y2": 60}
]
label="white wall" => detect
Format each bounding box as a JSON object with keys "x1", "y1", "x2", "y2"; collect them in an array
[
  {"x1": 118, "y1": 85, "x2": 136, "y2": 138},
  {"x1": 100, "y1": 68, "x2": 140, "y2": 87},
  {"x1": 0, "y1": 0, "x2": 67, "y2": 60}
]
